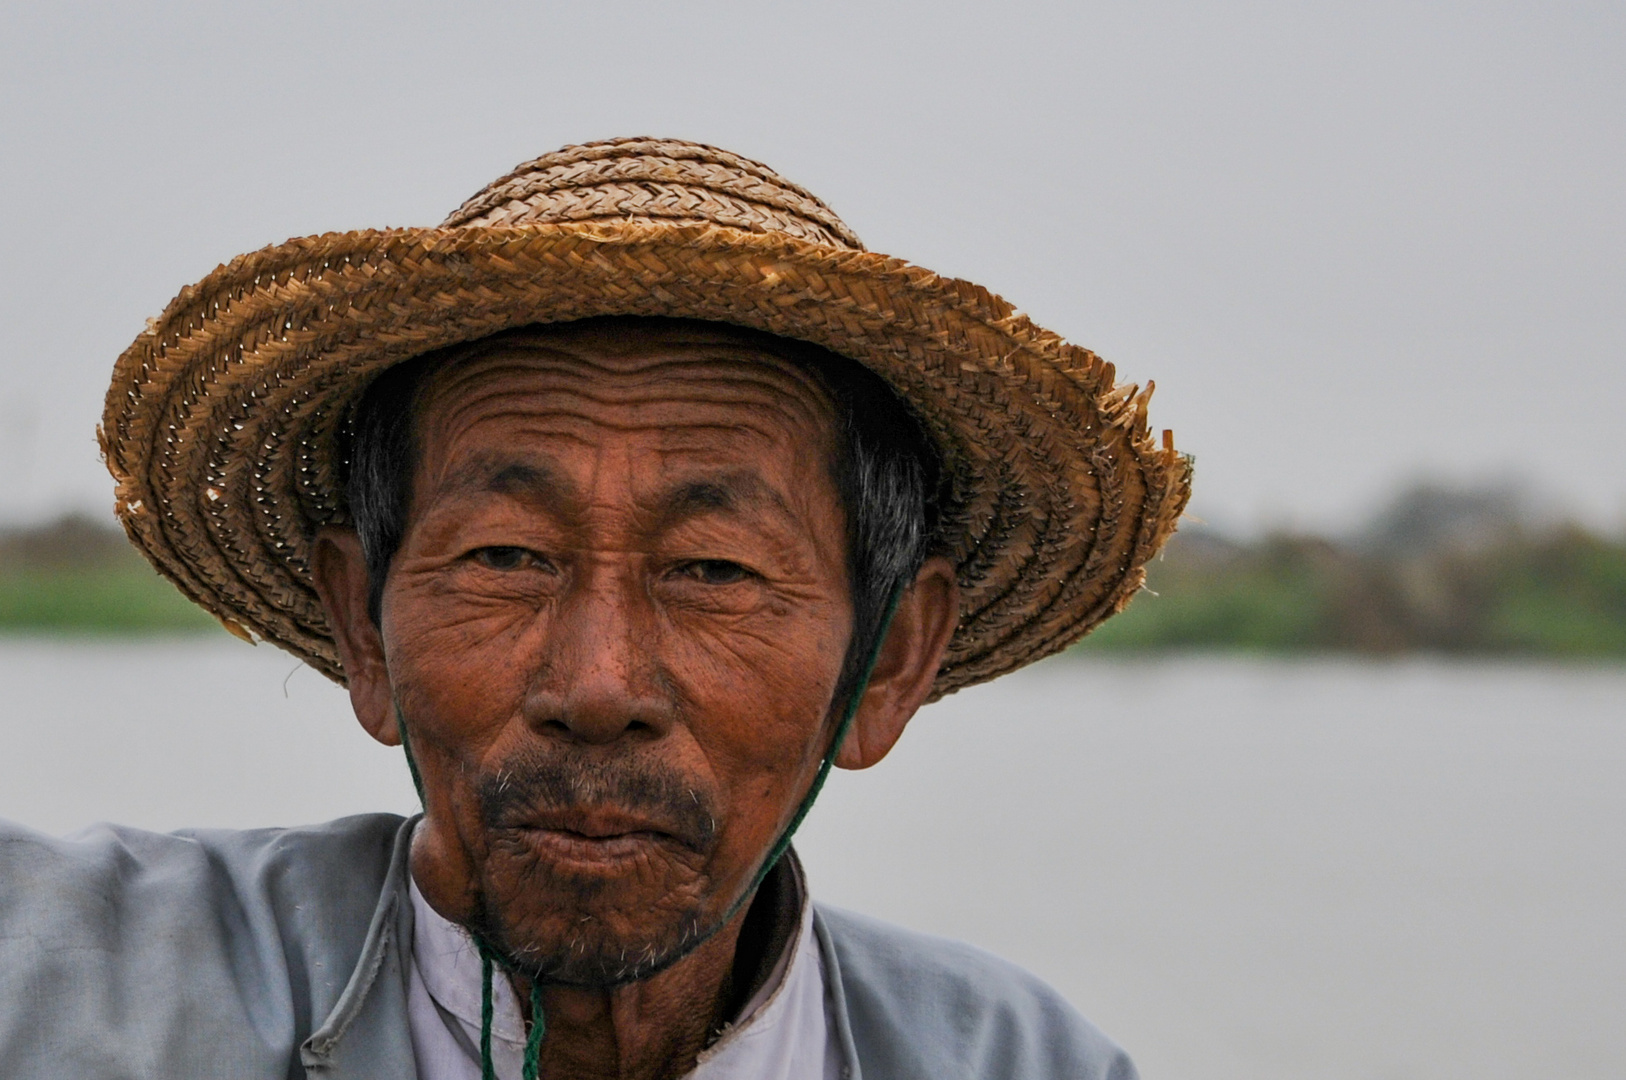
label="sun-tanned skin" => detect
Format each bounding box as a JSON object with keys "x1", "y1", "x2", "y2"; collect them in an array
[{"x1": 311, "y1": 322, "x2": 959, "y2": 1080}]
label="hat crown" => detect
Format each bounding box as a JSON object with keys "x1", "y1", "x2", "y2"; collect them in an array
[{"x1": 442, "y1": 137, "x2": 865, "y2": 251}]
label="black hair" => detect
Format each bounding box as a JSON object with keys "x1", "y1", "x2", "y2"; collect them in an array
[{"x1": 343, "y1": 317, "x2": 945, "y2": 713}]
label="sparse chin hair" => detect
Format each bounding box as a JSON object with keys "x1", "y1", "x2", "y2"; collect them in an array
[{"x1": 465, "y1": 891, "x2": 729, "y2": 987}]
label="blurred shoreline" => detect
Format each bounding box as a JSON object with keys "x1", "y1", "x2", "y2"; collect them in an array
[
  {"x1": 1085, "y1": 483, "x2": 1626, "y2": 658},
  {"x1": 4, "y1": 483, "x2": 1623, "y2": 658},
  {"x1": 0, "y1": 514, "x2": 212, "y2": 633}
]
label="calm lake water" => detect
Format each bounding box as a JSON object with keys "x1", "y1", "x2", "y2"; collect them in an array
[{"x1": 2, "y1": 639, "x2": 1622, "y2": 1079}]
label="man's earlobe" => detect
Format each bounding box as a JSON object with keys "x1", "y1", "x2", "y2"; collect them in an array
[
  {"x1": 836, "y1": 556, "x2": 959, "y2": 771},
  {"x1": 310, "y1": 527, "x2": 400, "y2": 747}
]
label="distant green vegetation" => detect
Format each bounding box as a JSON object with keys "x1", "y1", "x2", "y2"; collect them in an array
[
  {"x1": 0, "y1": 567, "x2": 216, "y2": 633},
  {"x1": 1082, "y1": 486, "x2": 1626, "y2": 659},
  {"x1": 0, "y1": 516, "x2": 215, "y2": 635},
  {"x1": 5, "y1": 486, "x2": 1625, "y2": 658}
]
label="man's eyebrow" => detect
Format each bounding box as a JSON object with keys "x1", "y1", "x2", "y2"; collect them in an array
[
  {"x1": 443, "y1": 458, "x2": 571, "y2": 504},
  {"x1": 656, "y1": 473, "x2": 796, "y2": 523}
]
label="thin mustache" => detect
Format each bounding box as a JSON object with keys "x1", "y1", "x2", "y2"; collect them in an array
[{"x1": 476, "y1": 751, "x2": 719, "y2": 853}]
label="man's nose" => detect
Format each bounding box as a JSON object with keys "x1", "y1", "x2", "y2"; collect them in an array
[{"x1": 521, "y1": 574, "x2": 672, "y2": 744}]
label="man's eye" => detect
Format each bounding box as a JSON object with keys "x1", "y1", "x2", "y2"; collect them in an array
[
  {"x1": 682, "y1": 559, "x2": 750, "y2": 585},
  {"x1": 472, "y1": 546, "x2": 533, "y2": 571}
]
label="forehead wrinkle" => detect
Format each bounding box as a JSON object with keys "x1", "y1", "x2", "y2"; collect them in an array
[
  {"x1": 433, "y1": 398, "x2": 821, "y2": 457},
  {"x1": 423, "y1": 382, "x2": 837, "y2": 483},
  {"x1": 422, "y1": 342, "x2": 839, "y2": 437},
  {"x1": 419, "y1": 405, "x2": 820, "y2": 517},
  {"x1": 413, "y1": 338, "x2": 846, "y2": 528},
  {"x1": 575, "y1": 350, "x2": 834, "y2": 412},
  {"x1": 424, "y1": 392, "x2": 817, "y2": 490},
  {"x1": 432, "y1": 339, "x2": 828, "y2": 391},
  {"x1": 537, "y1": 331, "x2": 835, "y2": 395}
]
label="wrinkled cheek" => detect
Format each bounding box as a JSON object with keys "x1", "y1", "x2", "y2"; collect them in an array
[
  {"x1": 686, "y1": 629, "x2": 845, "y2": 746},
  {"x1": 384, "y1": 586, "x2": 543, "y2": 710},
  {"x1": 707, "y1": 675, "x2": 839, "y2": 803},
  {"x1": 388, "y1": 621, "x2": 532, "y2": 753},
  {"x1": 388, "y1": 633, "x2": 534, "y2": 916},
  {"x1": 678, "y1": 643, "x2": 845, "y2": 873}
]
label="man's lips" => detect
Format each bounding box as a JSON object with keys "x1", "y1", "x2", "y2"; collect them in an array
[{"x1": 504, "y1": 806, "x2": 698, "y2": 862}]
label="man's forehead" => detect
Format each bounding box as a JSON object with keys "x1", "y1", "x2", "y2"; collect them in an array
[
  {"x1": 414, "y1": 322, "x2": 839, "y2": 430},
  {"x1": 406, "y1": 323, "x2": 844, "y2": 509}
]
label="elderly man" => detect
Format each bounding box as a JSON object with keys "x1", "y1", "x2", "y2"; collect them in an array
[{"x1": 1, "y1": 139, "x2": 1189, "y2": 1078}]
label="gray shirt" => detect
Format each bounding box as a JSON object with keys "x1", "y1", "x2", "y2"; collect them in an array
[{"x1": 0, "y1": 813, "x2": 1136, "y2": 1079}]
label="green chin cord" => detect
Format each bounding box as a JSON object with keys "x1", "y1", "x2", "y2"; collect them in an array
[
  {"x1": 731, "y1": 584, "x2": 906, "y2": 914},
  {"x1": 401, "y1": 586, "x2": 904, "y2": 1079}
]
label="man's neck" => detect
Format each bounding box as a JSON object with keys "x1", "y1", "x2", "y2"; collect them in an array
[
  {"x1": 512, "y1": 926, "x2": 740, "y2": 1080},
  {"x1": 498, "y1": 855, "x2": 805, "y2": 1080}
]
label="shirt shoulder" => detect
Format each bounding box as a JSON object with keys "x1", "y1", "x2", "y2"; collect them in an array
[
  {"x1": 0, "y1": 812, "x2": 405, "y2": 951},
  {"x1": 813, "y1": 904, "x2": 1137, "y2": 1080},
  {"x1": 0, "y1": 813, "x2": 409, "y2": 1079}
]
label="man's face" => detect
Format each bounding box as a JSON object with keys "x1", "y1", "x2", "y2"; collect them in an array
[{"x1": 375, "y1": 324, "x2": 853, "y2": 985}]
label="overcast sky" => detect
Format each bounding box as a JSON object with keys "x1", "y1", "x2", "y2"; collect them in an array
[{"x1": 2, "y1": 1, "x2": 1621, "y2": 535}]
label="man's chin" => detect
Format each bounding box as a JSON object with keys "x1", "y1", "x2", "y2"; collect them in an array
[
  {"x1": 470, "y1": 902, "x2": 724, "y2": 988},
  {"x1": 469, "y1": 847, "x2": 730, "y2": 987}
]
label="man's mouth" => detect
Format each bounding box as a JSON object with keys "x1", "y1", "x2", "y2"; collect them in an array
[
  {"x1": 509, "y1": 807, "x2": 695, "y2": 864},
  {"x1": 476, "y1": 754, "x2": 721, "y2": 864}
]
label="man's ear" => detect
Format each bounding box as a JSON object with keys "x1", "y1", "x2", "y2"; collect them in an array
[
  {"x1": 836, "y1": 555, "x2": 959, "y2": 770},
  {"x1": 310, "y1": 527, "x2": 400, "y2": 747}
]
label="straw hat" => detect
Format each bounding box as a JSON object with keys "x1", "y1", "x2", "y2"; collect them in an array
[{"x1": 100, "y1": 137, "x2": 1192, "y2": 699}]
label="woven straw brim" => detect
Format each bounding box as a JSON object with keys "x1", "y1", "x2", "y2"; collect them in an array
[{"x1": 101, "y1": 222, "x2": 1192, "y2": 700}]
